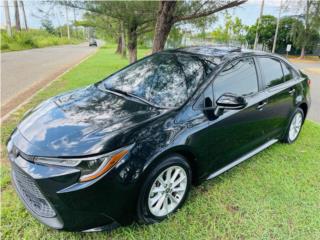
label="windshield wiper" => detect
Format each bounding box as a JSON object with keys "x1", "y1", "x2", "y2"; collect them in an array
[
  {"x1": 103, "y1": 85, "x2": 161, "y2": 108},
  {"x1": 106, "y1": 87, "x2": 131, "y2": 97}
]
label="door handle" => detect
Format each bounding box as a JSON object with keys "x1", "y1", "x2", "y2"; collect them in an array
[
  {"x1": 256, "y1": 101, "x2": 267, "y2": 110},
  {"x1": 288, "y1": 88, "x2": 296, "y2": 95}
]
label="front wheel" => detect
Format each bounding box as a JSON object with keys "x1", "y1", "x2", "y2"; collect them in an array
[
  {"x1": 137, "y1": 154, "x2": 191, "y2": 224},
  {"x1": 283, "y1": 108, "x2": 304, "y2": 143}
]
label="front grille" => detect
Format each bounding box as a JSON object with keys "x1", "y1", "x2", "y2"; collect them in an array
[{"x1": 13, "y1": 166, "x2": 56, "y2": 218}]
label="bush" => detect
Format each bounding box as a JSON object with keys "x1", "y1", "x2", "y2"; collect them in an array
[
  {"x1": 1, "y1": 43, "x2": 9, "y2": 50},
  {"x1": 0, "y1": 29, "x2": 84, "y2": 52}
]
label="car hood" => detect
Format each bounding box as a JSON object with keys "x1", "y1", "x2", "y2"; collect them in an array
[{"x1": 16, "y1": 85, "x2": 164, "y2": 157}]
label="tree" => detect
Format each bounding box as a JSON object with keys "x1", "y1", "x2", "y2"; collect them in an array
[
  {"x1": 41, "y1": 19, "x2": 56, "y2": 35},
  {"x1": 291, "y1": 0, "x2": 320, "y2": 58},
  {"x1": 152, "y1": 0, "x2": 247, "y2": 53},
  {"x1": 211, "y1": 13, "x2": 246, "y2": 44},
  {"x1": 20, "y1": 1, "x2": 28, "y2": 31},
  {"x1": 3, "y1": 0, "x2": 12, "y2": 37},
  {"x1": 67, "y1": 1, "x2": 157, "y2": 63},
  {"x1": 275, "y1": 17, "x2": 303, "y2": 54},
  {"x1": 13, "y1": 0, "x2": 21, "y2": 31},
  {"x1": 79, "y1": 12, "x2": 127, "y2": 57},
  {"x1": 246, "y1": 15, "x2": 277, "y2": 50},
  {"x1": 65, "y1": 4, "x2": 70, "y2": 39}
]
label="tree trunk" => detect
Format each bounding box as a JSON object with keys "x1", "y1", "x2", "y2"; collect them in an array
[
  {"x1": 152, "y1": 1, "x2": 177, "y2": 53},
  {"x1": 127, "y1": 24, "x2": 138, "y2": 63},
  {"x1": 65, "y1": 5, "x2": 70, "y2": 39},
  {"x1": 300, "y1": 45, "x2": 305, "y2": 58},
  {"x1": 116, "y1": 36, "x2": 122, "y2": 54},
  {"x1": 3, "y1": 1, "x2": 12, "y2": 37},
  {"x1": 120, "y1": 21, "x2": 126, "y2": 58},
  {"x1": 13, "y1": 0, "x2": 21, "y2": 31},
  {"x1": 20, "y1": 1, "x2": 28, "y2": 31}
]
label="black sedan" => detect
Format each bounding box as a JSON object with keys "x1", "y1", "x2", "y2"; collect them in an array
[{"x1": 7, "y1": 46, "x2": 311, "y2": 232}]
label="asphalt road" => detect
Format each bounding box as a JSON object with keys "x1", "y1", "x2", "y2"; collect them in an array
[
  {"x1": 1, "y1": 42, "x2": 97, "y2": 117},
  {"x1": 292, "y1": 61, "x2": 320, "y2": 123}
]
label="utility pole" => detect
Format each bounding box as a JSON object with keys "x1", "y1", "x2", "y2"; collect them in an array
[
  {"x1": 272, "y1": 0, "x2": 282, "y2": 53},
  {"x1": 253, "y1": 0, "x2": 265, "y2": 50},
  {"x1": 20, "y1": 1, "x2": 28, "y2": 31},
  {"x1": 3, "y1": 0, "x2": 12, "y2": 37},
  {"x1": 13, "y1": 0, "x2": 21, "y2": 31},
  {"x1": 65, "y1": 5, "x2": 70, "y2": 39}
]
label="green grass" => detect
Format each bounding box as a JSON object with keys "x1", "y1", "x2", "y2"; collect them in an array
[
  {"x1": 1, "y1": 29, "x2": 83, "y2": 52},
  {"x1": 1, "y1": 47, "x2": 319, "y2": 239}
]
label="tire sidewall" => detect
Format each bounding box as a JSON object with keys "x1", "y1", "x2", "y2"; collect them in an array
[
  {"x1": 137, "y1": 154, "x2": 191, "y2": 224},
  {"x1": 285, "y1": 108, "x2": 304, "y2": 144}
]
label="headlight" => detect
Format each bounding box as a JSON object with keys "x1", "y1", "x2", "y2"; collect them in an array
[{"x1": 34, "y1": 145, "x2": 133, "y2": 182}]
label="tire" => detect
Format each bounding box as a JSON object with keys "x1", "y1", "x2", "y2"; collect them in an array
[
  {"x1": 137, "y1": 154, "x2": 191, "y2": 224},
  {"x1": 283, "y1": 108, "x2": 304, "y2": 144}
]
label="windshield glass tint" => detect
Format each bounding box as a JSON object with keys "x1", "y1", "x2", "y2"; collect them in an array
[{"x1": 102, "y1": 53, "x2": 214, "y2": 108}]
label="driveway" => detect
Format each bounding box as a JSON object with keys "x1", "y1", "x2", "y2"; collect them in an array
[
  {"x1": 291, "y1": 61, "x2": 320, "y2": 123},
  {"x1": 1, "y1": 42, "x2": 97, "y2": 118}
]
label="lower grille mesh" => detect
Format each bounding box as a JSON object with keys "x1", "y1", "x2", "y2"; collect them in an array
[{"x1": 13, "y1": 166, "x2": 56, "y2": 218}]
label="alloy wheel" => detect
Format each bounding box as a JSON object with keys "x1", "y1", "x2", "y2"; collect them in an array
[
  {"x1": 288, "y1": 111, "x2": 303, "y2": 141},
  {"x1": 147, "y1": 166, "x2": 187, "y2": 217}
]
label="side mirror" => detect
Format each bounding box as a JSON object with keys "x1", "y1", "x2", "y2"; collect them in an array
[{"x1": 216, "y1": 93, "x2": 247, "y2": 110}]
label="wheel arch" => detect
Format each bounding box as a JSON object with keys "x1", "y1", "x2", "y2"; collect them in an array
[
  {"x1": 298, "y1": 102, "x2": 308, "y2": 121},
  {"x1": 141, "y1": 145, "x2": 200, "y2": 185}
]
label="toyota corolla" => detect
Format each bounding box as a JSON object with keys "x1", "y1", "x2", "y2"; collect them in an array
[{"x1": 7, "y1": 46, "x2": 311, "y2": 232}]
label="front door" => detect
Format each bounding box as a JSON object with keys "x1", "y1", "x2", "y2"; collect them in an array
[{"x1": 205, "y1": 57, "x2": 270, "y2": 172}]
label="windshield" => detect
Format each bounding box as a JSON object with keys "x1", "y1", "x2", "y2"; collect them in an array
[{"x1": 101, "y1": 52, "x2": 215, "y2": 108}]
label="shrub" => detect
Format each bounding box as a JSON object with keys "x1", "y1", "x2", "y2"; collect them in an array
[
  {"x1": 0, "y1": 29, "x2": 84, "y2": 52},
  {"x1": 1, "y1": 43, "x2": 9, "y2": 50}
]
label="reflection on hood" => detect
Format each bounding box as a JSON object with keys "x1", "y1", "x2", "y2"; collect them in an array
[{"x1": 16, "y1": 86, "x2": 163, "y2": 156}]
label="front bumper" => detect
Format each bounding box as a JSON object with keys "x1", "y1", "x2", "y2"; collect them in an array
[{"x1": 7, "y1": 137, "x2": 140, "y2": 231}]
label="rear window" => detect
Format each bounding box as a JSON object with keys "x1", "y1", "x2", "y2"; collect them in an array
[
  {"x1": 259, "y1": 58, "x2": 284, "y2": 88},
  {"x1": 281, "y1": 62, "x2": 293, "y2": 82}
]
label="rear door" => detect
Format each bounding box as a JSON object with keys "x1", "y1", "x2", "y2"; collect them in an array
[{"x1": 256, "y1": 57, "x2": 296, "y2": 140}]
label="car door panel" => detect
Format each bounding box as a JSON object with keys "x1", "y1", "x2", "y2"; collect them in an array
[
  {"x1": 205, "y1": 91, "x2": 270, "y2": 172},
  {"x1": 256, "y1": 58, "x2": 297, "y2": 140}
]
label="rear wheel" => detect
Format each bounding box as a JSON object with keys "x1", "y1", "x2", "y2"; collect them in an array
[
  {"x1": 137, "y1": 154, "x2": 191, "y2": 224},
  {"x1": 283, "y1": 108, "x2": 304, "y2": 143}
]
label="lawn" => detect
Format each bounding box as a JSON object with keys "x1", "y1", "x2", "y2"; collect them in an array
[{"x1": 1, "y1": 47, "x2": 320, "y2": 239}]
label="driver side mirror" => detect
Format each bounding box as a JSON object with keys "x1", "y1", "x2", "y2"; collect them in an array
[
  {"x1": 216, "y1": 93, "x2": 247, "y2": 110},
  {"x1": 214, "y1": 93, "x2": 247, "y2": 117},
  {"x1": 202, "y1": 93, "x2": 247, "y2": 119}
]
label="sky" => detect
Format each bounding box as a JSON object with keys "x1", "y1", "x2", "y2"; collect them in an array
[{"x1": 0, "y1": 0, "x2": 303, "y2": 30}]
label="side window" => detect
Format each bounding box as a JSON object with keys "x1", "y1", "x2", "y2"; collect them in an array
[
  {"x1": 259, "y1": 58, "x2": 284, "y2": 88},
  {"x1": 281, "y1": 62, "x2": 293, "y2": 82},
  {"x1": 213, "y1": 58, "x2": 258, "y2": 99}
]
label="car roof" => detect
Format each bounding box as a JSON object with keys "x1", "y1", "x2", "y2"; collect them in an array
[{"x1": 167, "y1": 45, "x2": 280, "y2": 64}]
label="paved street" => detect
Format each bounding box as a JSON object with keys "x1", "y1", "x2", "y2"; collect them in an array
[
  {"x1": 1, "y1": 42, "x2": 97, "y2": 117},
  {"x1": 291, "y1": 61, "x2": 320, "y2": 123}
]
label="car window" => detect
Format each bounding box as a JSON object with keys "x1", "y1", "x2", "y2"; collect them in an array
[
  {"x1": 213, "y1": 58, "x2": 258, "y2": 99},
  {"x1": 286, "y1": 63, "x2": 300, "y2": 79},
  {"x1": 102, "y1": 53, "x2": 214, "y2": 108},
  {"x1": 259, "y1": 57, "x2": 284, "y2": 88},
  {"x1": 281, "y1": 62, "x2": 293, "y2": 82}
]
